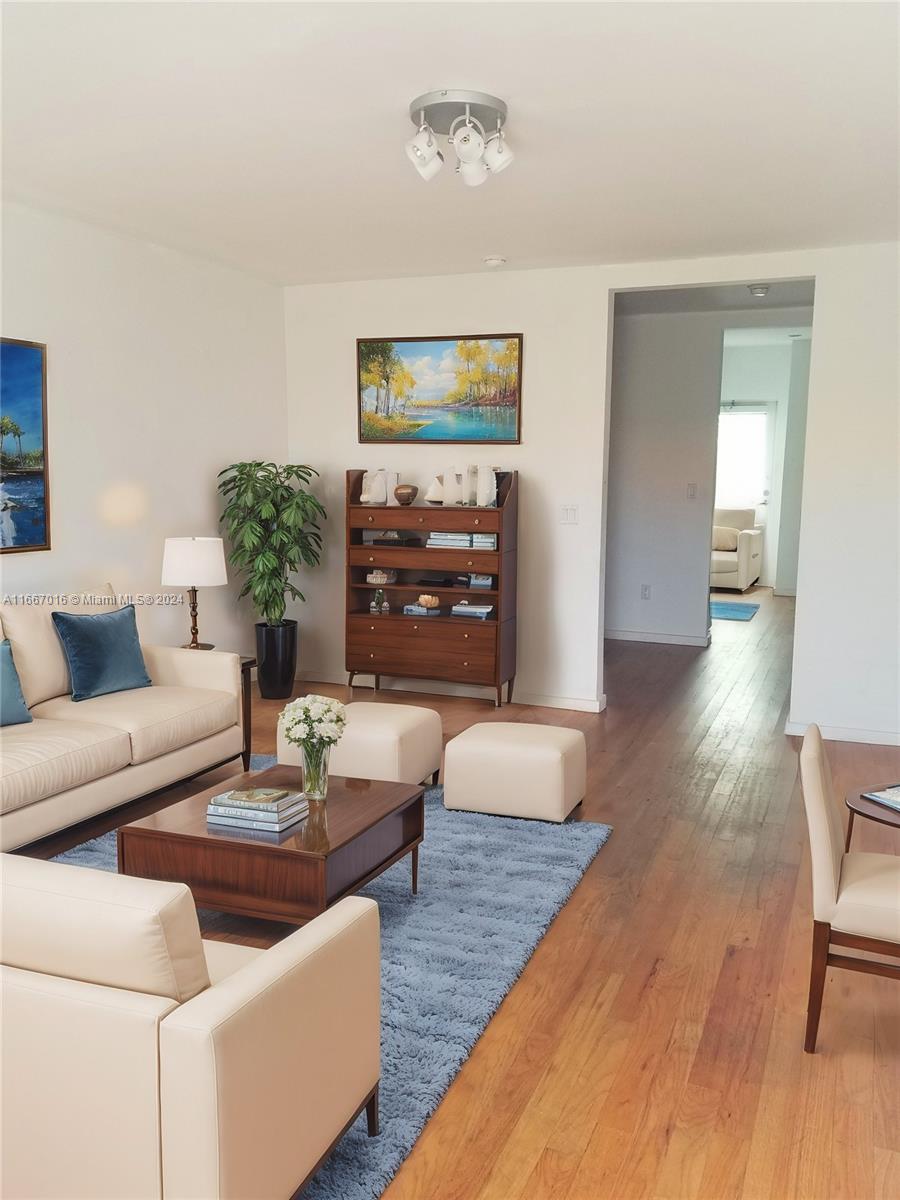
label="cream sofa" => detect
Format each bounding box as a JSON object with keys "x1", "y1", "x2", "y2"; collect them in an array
[
  {"x1": 0, "y1": 594, "x2": 243, "y2": 851},
  {"x1": 1, "y1": 852, "x2": 380, "y2": 1200},
  {"x1": 709, "y1": 507, "x2": 764, "y2": 592}
]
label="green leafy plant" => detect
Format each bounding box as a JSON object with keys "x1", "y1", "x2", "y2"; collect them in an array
[{"x1": 217, "y1": 462, "x2": 326, "y2": 625}]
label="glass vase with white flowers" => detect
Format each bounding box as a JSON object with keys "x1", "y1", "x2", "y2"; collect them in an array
[{"x1": 278, "y1": 695, "x2": 347, "y2": 801}]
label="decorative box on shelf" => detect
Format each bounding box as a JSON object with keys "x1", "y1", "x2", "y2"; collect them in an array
[{"x1": 345, "y1": 469, "x2": 517, "y2": 706}]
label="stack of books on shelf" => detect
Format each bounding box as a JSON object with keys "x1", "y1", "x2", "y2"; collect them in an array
[
  {"x1": 403, "y1": 603, "x2": 442, "y2": 617},
  {"x1": 451, "y1": 602, "x2": 495, "y2": 620},
  {"x1": 207, "y1": 787, "x2": 308, "y2": 833},
  {"x1": 426, "y1": 531, "x2": 498, "y2": 550},
  {"x1": 469, "y1": 573, "x2": 493, "y2": 589}
]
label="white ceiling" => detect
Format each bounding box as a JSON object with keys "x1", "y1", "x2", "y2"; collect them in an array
[
  {"x1": 3, "y1": 2, "x2": 897, "y2": 285},
  {"x1": 615, "y1": 279, "x2": 816, "y2": 315}
]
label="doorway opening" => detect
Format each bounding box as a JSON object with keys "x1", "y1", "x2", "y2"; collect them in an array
[{"x1": 601, "y1": 279, "x2": 813, "y2": 702}]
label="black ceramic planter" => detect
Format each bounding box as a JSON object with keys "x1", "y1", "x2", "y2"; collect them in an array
[{"x1": 255, "y1": 620, "x2": 297, "y2": 699}]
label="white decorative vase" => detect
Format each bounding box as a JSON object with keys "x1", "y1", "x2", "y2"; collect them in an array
[
  {"x1": 385, "y1": 471, "x2": 401, "y2": 505},
  {"x1": 442, "y1": 466, "x2": 463, "y2": 506},
  {"x1": 476, "y1": 466, "x2": 497, "y2": 508}
]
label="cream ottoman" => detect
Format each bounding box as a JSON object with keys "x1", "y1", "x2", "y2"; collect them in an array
[
  {"x1": 443, "y1": 722, "x2": 586, "y2": 822},
  {"x1": 277, "y1": 702, "x2": 442, "y2": 785}
]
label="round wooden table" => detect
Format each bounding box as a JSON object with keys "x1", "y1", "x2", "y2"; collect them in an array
[{"x1": 845, "y1": 789, "x2": 900, "y2": 850}]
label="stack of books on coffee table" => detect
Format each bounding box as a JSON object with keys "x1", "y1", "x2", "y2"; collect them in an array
[{"x1": 207, "y1": 787, "x2": 308, "y2": 833}]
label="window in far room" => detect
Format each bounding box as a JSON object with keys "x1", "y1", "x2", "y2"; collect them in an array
[{"x1": 714, "y1": 405, "x2": 773, "y2": 511}]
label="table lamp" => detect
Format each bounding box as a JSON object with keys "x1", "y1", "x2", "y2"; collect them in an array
[{"x1": 161, "y1": 537, "x2": 227, "y2": 649}]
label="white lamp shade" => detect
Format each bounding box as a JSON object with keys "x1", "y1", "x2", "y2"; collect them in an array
[
  {"x1": 405, "y1": 126, "x2": 438, "y2": 167},
  {"x1": 459, "y1": 159, "x2": 489, "y2": 187},
  {"x1": 415, "y1": 150, "x2": 444, "y2": 181},
  {"x1": 484, "y1": 134, "x2": 514, "y2": 174},
  {"x1": 453, "y1": 125, "x2": 485, "y2": 164},
  {"x1": 161, "y1": 537, "x2": 227, "y2": 587}
]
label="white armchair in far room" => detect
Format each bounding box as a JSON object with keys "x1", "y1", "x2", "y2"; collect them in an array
[{"x1": 709, "y1": 507, "x2": 763, "y2": 592}]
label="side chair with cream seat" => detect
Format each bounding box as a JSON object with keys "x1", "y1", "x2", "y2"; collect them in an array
[{"x1": 798, "y1": 724, "x2": 900, "y2": 1053}]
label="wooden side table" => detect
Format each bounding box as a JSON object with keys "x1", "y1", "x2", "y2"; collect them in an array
[
  {"x1": 240, "y1": 656, "x2": 256, "y2": 770},
  {"x1": 845, "y1": 788, "x2": 900, "y2": 850}
]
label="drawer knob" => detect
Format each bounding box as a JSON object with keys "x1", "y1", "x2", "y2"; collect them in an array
[
  {"x1": 370, "y1": 625, "x2": 375, "y2": 631},
  {"x1": 467, "y1": 560, "x2": 473, "y2": 567},
  {"x1": 369, "y1": 653, "x2": 375, "y2": 659},
  {"x1": 463, "y1": 661, "x2": 469, "y2": 667},
  {"x1": 368, "y1": 556, "x2": 374, "y2": 562},
  {"x1": 413, "y1": 624, "x2": 419, "y2": 630},
  {"x1": 463, "y1": 633, "x2": 469, "y2": 639},
  {"x1": 418, "y1": 517, "x2": 424, "y2": 524},
  {"x1": 474, "y1": 518, "x2": 480, "y2": 526},
  {"x1": 367, "y1": 515, "x2": 374, "y2": 523}
]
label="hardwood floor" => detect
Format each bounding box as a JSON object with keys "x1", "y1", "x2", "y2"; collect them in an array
[{"x1": 32, "y1": 589, "x2": 900, "y2": 1198}]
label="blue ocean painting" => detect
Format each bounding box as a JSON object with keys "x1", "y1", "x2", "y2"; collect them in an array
[
  {"x1": 1, "y1": 339, "x2": 49, "y2": 551},
  {"x1": 358, "y1": 335, "x2": 521, "y2": 443}
]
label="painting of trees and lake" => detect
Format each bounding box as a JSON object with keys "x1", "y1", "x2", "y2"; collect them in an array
[
  {"x1": 1, "y1": 339, "x2": 50, "y2": 552},
  {"x1": 358, "y1": 334, "x2": 522, "y2": 443}
]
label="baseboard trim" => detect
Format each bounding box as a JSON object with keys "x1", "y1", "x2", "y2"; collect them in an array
[
  {"x1": 605, "y1": 629, "x2": 711, "y2": 648},
  {"x1": 773, "y1": 588, "x2": 796, "y2": 597},
  {"x1": 784, "y1": 720, "x2": 900, "y2": 746},
  {"x1": 295, "y1": 670, "x2": 605, "y2": 713}
]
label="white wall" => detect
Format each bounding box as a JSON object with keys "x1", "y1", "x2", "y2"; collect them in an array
[
  {"x1": 605, "y1": 307, "x2": 812, "y2": 645},
  {"x1": 0, "y1": 203, "x2": 287, "y2": 653},
  {"x1": 775, "y1": 340, "x2": 811, "y2": 595},
  {"x1": 284, "y1": 269, "x2": 606, "y2": 712},
  {"x1": 604, "y1": 311, "x2": 721, "y2": 646},
  {"x1": 284, "y1": 244, "x2": 897, "y2": 741}
]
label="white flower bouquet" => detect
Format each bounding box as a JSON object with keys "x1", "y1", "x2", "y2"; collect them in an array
[{"x1": 278, "y1": 694, "x2": 347, "y2": 800}]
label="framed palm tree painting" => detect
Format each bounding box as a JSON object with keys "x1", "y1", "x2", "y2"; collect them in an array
[
  {"x1": 357, "y1": 333, "x2": 522, "y2": 443},
  {"x1": 1, "y1": 338, "x2": 50, "y2": 553}
]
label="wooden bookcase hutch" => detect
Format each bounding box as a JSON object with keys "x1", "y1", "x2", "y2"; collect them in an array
[{"x1": 345, "y1": 469, "x2": 518, "y2": 706}]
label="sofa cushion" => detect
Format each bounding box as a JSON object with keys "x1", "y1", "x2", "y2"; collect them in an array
[
  {"x1": 711, "y1": 550, "x2": 738, "y2": 573},
  {"x1": 711, "y1": 525, "x2": 740, "y2": 552},
  {"x1": 1, "y1": 640, "x2": 32, "y2": 727},
  {"x1": 713, "y1": 508, "x2": 756, "y2": 532},
  {"x1": 0, "y1": 853, "x2": 210, "y2": 1002},
  {"x1": 202, "y1": 938, "x2": 263, "y2": 984},
  {"x1": 0, "y1": 586, "x2": 117, "y2": 707},
  {"x1": 31, "y1": 686, "x2": 238, "y2": 765},
  {"x1": 51, "y1": 605, "x2": 150, "y2": 702},
  {"x1": 0, "y1": 718, "x2": 132, "y2": 815}
]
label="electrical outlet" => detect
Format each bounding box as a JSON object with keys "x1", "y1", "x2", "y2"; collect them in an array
[
  {"x1": 560, "y1": 505, "x2": 579, "y2": 525},
  {"x1": 686, "y1": 483, "x2": 697, "y2": 500},
  {"x1": 641, "y1": 584, "x2": 651, "y2": 600}
]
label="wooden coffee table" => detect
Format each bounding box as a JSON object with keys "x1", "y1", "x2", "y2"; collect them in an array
[{"x1": 117, "y1": 765, "x2": 424, "y2": 924}]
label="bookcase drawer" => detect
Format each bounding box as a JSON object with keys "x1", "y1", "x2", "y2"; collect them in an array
[
  {"x1": 348, "y1": 615, "x2": 496, "y2": 657},
  {"x1": 350, "y1": 506, "x2": 502, "y2": 533},
  {"x1": 349, "y1": 547, "x2": 499, "y2": 573},
  {"x1": 347, "y1": 643, "x2": 495, "y2": 686}
]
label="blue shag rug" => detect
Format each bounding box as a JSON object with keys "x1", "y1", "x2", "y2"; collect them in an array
[
  {"x1": 710, "y1": 600, "x2": 760, "y2": 621},
  {"x1": 53, "y1": 755, "x2": 611, "y2": 1199}
]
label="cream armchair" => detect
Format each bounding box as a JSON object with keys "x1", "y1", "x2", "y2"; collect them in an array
[
  {"x1": 0, "y1": 854, "x2": 380, "y2": 1199},
  {"x1": 709, "y1": 507, "x2": 763, "y2": 591},
  {"x1": 798, "y1": 726, "x2": 900, "y2": 1052}
]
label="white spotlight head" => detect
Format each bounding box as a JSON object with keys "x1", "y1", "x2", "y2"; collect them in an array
[
  {"x1": 415, "y1": 150, "x2": 444, "y2": 181},
  {"x1": 405, "y1": 125, "x2": 438, "y2": 168},
  {"x1": 452, "y1": 123, "x2": 486, "y2": 164},
  {"x1": 484, "y1": 133, "x2": 514, "y2": 174},
  {"x1": 459, "y1": 159, "x2": 488, "y2": 187}
]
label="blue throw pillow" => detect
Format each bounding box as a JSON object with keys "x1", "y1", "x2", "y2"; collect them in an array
[
  {"x1": 0, "y1": 639, "x2": 32, "y2": 726},
  {"x1": 51, "y1": 605, "x2": 151, "y2": 702}
]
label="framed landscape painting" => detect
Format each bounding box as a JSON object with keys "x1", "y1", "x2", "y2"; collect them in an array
[
  {"x1": 357, "y1": 333, "x2": 522, "y2": 444},
  {"x1": 0, "y1": 338, "x2": 50, "y2": 553}
]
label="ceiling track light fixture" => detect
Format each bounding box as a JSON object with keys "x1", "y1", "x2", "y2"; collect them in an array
[{"x1": 405, "y1": 89, "x2": 514, "y2": 186}]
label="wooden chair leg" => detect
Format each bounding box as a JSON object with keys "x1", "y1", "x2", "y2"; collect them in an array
[
  {"x1": 804, "y1": 921, "x2": 831, "y2": 1053},
  {"x1": 366, "y1": 1083, "x2": 379, "y2": 1137}
]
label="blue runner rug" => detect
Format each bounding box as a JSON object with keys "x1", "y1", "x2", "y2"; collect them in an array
[
  {"x1": 53, "y1": 756, "x2": 611, "y2": 1199},
  {"x1": 710, "y1": 600, "x2": 760, "y2": 621}
]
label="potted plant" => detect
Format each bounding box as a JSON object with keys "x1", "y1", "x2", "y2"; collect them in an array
[{"x1": 217, "y1": 461, "x2": 326, "y2": 698}]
